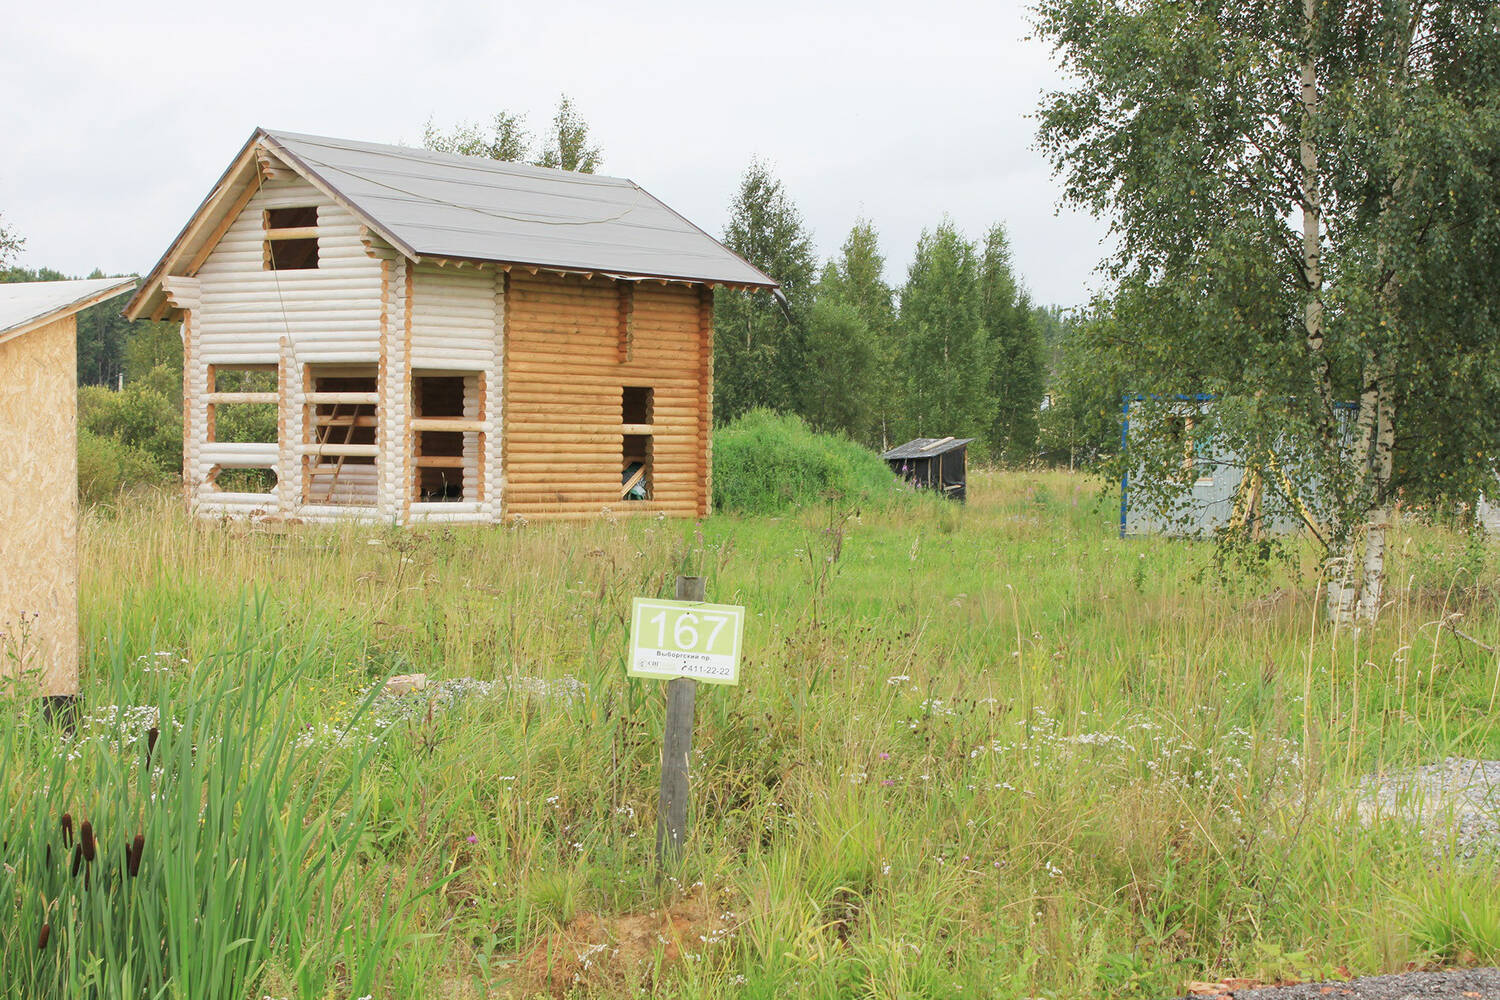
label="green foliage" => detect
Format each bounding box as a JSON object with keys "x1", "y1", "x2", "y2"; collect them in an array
[
  {"x1": 714, "y1": 163, "x2": 817, "y2": 423},
  {"x1": 534, "y1": 95, "x2": 602, "y2": 173},
  {"x1": 894, "y1": 220, "x2": 993, "y2": 451},
  {"x1": 711, "y1": 410, "x2": 899, "y2": 514},
  {"x1": 979, "y1": 224, "x2": 1047, "y2": 463},
  {"x1": 78, "y1": 384, "x2": 181, "y2": 482},
  {"x1": 76, "y1": 429, "x2": 167, "y2": 506},
  {"x1": 423, "y1": 94, "x2": 600, "y2": 173},
  {"x1": 0, "y1": 214, "x2": 22, "y2": 269},
  {"x1": 422, "y1": 111, "x2": 532, "y2": 161},
  {"x1": 1039, "y1": 302, "x2": 1133, "y2": 467},
  {"x1": 0, "y1": 625, "x2": 396, "y2": 998},
  {"x1": 816, "y1": 220, "x2": 898, "y2": 445},
  {"x1": 1033, "y1": 0, "x2": 1500, "y2": 566},
  {"x1": 796, "y1": 297, "x2": 879, "y2": 442}
]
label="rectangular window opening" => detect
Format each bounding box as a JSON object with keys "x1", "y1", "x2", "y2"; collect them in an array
[
  {"x1": 413, "y1": 374, "x2": 477, "y2": 503},
  {"x1": 622, "y1": 434, "x2": 652, "y2": 502},
  {"x1": 207, "y1": 365, "x2": 278, "y2": 447},
  {"x1": 305, "y1": 365, "x2": 378, "y2": 506},
  {"x1": 622, "y1": 385, "x2": 653, "y2": 426},
  {"x1": 264, "y1": 205, "x2": 319, "y2": 271}
]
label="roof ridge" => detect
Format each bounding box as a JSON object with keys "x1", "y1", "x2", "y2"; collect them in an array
[{"x1": 262, "y1": 129, "x2": 636, "y2": 187}]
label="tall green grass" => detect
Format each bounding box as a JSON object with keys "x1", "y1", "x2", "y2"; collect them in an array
[
  {"x1": 0, "y1": 621, "x2": 400, "y2": 999},
  {"x1": 712, "y1": 410, "x2": 902, "y2": 514},
  {"x1": 56, "y1": 471, "x2": 1500, "y2": 998}
]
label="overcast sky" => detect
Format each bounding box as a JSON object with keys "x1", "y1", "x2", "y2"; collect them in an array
[{"x1": 1, "y1": 0, "x2": 1112, "y2": 307}]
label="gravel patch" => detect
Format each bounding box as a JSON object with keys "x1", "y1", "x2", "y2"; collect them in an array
[
  {"x1": 1170, "y1": 967, "x2": 1500, "y2": 999},
  {"x1": 1358, "y1": 758, "x2": 1500, "y2": 857}
]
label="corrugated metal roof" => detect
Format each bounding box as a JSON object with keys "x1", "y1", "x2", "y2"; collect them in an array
[
  {"x1": 260, "y1": 130, "x2": 777, "y2": 288},
  {"x1": 881, "y1": 437, "x2": 974, "y2": 460},
  {"x1": 0, "y1": 277, "x2": 137, "y2": 346}
]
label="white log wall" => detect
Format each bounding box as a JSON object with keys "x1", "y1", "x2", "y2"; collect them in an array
[{"x1": 173, "y1": 161, "x2": 706, "y2": 524}]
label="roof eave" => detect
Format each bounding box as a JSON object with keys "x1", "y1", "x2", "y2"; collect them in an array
[
  {"x1": 1, "y1": 278, "x2": 138, "y2": 347},
  {"x1": 124, "y1": 129, "x2": 266, "y2": 320}
]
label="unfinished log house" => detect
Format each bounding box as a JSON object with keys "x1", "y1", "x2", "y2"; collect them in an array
[
  {"x1": 1, "y1": 277, "x2": 136, "y2": 698},
  {"x1": 126, "y1": 129, "x2": 777, "y2": 523}
]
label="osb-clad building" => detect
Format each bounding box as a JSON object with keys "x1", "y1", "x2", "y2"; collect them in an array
[
  {"x1": 1, "y1": 277, "x2": 136, "y2": 698},
  {"x1": 126, "y1": 129, "x2": 778, "y2": 524}
]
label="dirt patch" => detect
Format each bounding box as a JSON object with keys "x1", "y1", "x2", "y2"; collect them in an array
[{"x1": 515, "y1": 891, "x2": 738, "y2": 997}]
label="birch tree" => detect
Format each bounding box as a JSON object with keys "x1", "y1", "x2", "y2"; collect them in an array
[
  {"x1": 1035, "y1": 0, "x2": 1500, "y2": 621},
  {"x1": 0, "y1": 215, "x2": 21, "y2": 270},
  {"x1": 714, "y1": 162, "x2": 816, "y2": 423}
]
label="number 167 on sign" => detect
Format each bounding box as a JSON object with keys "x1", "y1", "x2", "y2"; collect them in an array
[{"x1": 629, "y1": 598, "x2": 745, "y2": 685}]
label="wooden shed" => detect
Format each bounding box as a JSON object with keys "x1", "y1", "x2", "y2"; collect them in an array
[
  {"x1": 125, "y1": 129, "x2": 778, "y2": 524},
  {"x1": 882, "y1": 437, "x2": 973, "y2": 501},
  {"x1": 0, "y1": 277, "x2": 136, "y2": 699}
]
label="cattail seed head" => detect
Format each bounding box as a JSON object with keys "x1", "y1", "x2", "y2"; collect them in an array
[
  {"x1": 79, "y1": 822, "x2": 95, "y2": 863},
  {"x1": 37, "y1": 924, "x2": 49, "y2": 951},
  {"x1": 146, "y1": 726, "x2": 159, "y2": 762},
  {"x1": 61, "y1": 812, "x2": 73, "y2": 847},
  {"x1": 128, "y1": 834, "x2": 144, "y2": 878},
  {"x1": 70, "y1": 845, "x2": 82, "y2": 878}
]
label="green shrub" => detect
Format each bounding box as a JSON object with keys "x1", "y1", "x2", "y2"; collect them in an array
[
  {"x1": 712, "y1": 409, "x2": 901, "y2": 515},
  {"x1": 76, "y1": 429, "x2": 167, "y2": 506},
  {"x1": 78, "y1": 383, "x2": 182, "y2": 476}
]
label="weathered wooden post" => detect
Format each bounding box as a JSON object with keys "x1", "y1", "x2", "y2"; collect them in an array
[{"x1": 656, "y1": 575, "x2": 702, "y2": 867}]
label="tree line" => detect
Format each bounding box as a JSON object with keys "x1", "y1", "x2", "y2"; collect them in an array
[{"x1": 426, "y1": 97, "x2": 1052, "y2": 462}]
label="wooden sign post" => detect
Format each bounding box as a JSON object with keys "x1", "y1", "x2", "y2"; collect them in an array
[
  {"x1": 627, "y1": 575, "x2": 745, "y2": 870},
  {"x1": 657, "y1": 577, "x2": 701, "y2": 867}
]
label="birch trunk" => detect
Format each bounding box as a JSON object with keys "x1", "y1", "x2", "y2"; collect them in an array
[
  {"x1": 1356, "y1": 381, "x2": 1396, "y2": 622},
  {"x1": 1298, "y1": 0, "x2": 1355, "y2": 621}
]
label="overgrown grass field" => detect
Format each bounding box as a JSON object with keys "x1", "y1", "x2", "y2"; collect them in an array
[{"x1": 19, "y1": 471, "x2": 1500, "y2": 997}]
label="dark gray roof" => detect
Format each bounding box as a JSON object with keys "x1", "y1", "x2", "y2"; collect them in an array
[
  {"x1": 260, "y1": 130, "x2": 777, "y2": 288},
  {"x1": 881, "y1": 437, "x2": 974, "y2": 460}
]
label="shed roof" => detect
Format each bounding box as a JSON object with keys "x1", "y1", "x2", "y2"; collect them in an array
[
  {"x1": 881, "y1": 437, "x2": 974, "y2": 460},
  {"x1": 0, "y1": 277, "x2": 137, "y2": 347},
  {"x1": 127, "y1": 128, "x2": 777, "y2": 319}
]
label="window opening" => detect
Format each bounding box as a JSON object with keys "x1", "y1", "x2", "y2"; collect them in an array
[
  {"x1": 205, "y1": 364, "x2": 277, "y2": 493},
  {"x1": 621, "y1": 385, "x2": 654, "y2": 501},
  {"x1": 264, "y1": 206, "x2": 319, "y2": 270},
  {"x1": 304, "y1": 366, "x2": 377, "y2": 505},
  {"x1": 413, "y1": 374, "x2": 476, "y2": 502}
]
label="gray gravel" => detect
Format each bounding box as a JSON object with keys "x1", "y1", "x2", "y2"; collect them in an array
[
  {"x1": 1170, "y1": 967, "x2": 1500, "y2": 999},
  {"x1": 1358, "y1": 758, "x2": 1500, "y2": 857}
]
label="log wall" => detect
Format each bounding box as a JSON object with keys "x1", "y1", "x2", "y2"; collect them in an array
[
  {"x1": 174, "y1": 160, "x2": 711, "y2": 524},
  {"x1": 0, "y1": 317, "x2": 78, "y2": 696},
  {"x1": 502, "y1": 272, "x2": 710, "y2": 520}
]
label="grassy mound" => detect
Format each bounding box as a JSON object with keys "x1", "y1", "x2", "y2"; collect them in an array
[{"x1": 712, "y1": 409, "x2": 899, "y2": 514}]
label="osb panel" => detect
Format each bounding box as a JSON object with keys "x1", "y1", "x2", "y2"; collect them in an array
[
  {"x1": 0, "y1": 317, "x2": 78, "y2": 696},
  {"x1": 503, "y1": 273, "x2": 707, "y2": 519}
]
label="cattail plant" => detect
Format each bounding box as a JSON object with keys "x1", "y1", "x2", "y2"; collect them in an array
[
  {"x1": 77, "y1": 822, "x2": 94, "y2": 864},
  {"x1": 0, "y1": 618, "x2": 397, "y2": 999}
]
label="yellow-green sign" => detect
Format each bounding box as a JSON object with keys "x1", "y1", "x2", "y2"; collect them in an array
[{"x1": 628, "y1": 597, "x2": 745, "y2": 685}]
